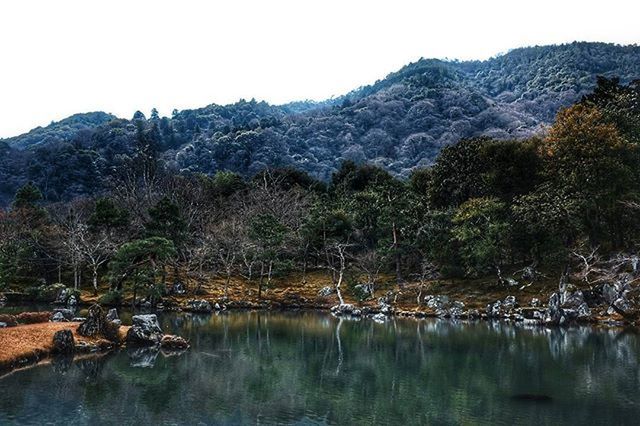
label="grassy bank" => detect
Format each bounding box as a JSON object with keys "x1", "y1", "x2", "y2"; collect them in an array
[{"x1": 0, "y1": 322, "x2": 129, "y2": 375}]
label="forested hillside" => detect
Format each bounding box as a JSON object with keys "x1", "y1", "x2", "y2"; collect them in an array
[
  {"x1": 1, "y1": 42, "x2": 639, "y2": 205},
  {"x1": 1, "y1": 77, "x2": 639, "y2": 303}
]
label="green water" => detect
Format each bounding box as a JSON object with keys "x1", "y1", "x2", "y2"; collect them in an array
[{"x1": 0, "y1": 311, "x2": 639, "y2": 425}]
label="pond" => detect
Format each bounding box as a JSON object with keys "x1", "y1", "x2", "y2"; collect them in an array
[{"x1": 0, "y1": 310, "x2": 639, "y2": 425}]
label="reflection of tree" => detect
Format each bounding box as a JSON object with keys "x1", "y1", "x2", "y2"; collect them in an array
[
  {"x1": 335, "y1": 317, "x2": 344, "y2": 374},
  {"x1": 1, "y1": 313, "x2": 640, "y2": 425}
]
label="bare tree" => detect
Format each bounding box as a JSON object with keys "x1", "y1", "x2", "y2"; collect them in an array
[
  {"x1": 325, "y1": 243, "x2": 352, "y2": 305},
  {"x1": 414, "y1": 259, "x2": 439, "y2": 305},
  {"x1": 353, "y1": 249, "x2": 386, "y2": 299},
  {"x1": 49, "y1": 200, "x2": 91, "y2": 290}
]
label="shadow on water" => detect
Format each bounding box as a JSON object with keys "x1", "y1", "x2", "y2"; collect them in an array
[{"x1": 1, "y1": 310, "x2": 640, "y2": 425}]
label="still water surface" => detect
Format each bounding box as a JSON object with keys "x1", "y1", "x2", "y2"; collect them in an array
[{"x1": 1, "y1": 310, "x2": 639, "y2": 425}]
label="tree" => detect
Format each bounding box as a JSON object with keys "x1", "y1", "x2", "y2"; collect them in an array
[
  {"x1": 249, "y1": 214, "x2": 288, "y2": 298},
  {"x1": 49, "y1": 200, "x2": 90, "y2": 290},
  {"x1": 145, "y1": 197, "x2": 187, "y2": 247},
  {"x1": 542, "y1": 104, "x2": 639, "y2": 247},
  {"x1": 209, "y1": 217, "x2": 244, "y2": 299},
  {"x1": 451, "y1": 197, "x2": 511, "y2": 276},
  {"x1": 108, "y1": 237, "x2": 177, "y2": 307}
]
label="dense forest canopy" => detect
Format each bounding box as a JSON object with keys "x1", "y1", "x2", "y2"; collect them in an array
[
  {"x1": 1, "y1": 42, "x2": 639, "y2": 206},
  {"x1": 1, "y1": 76, "x2": 640, "y2": 304}
]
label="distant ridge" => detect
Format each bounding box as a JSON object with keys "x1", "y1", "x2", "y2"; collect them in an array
[{"x1": 1, "y1": 42, "x2": 639, "y2": 204}]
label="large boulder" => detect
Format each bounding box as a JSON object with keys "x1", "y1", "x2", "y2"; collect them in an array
[
  {"x1": 52, "y1": 329, "x2": 75, "y2": 354},
  {"x1": 126, "y1": 314, "x2": 164, "y2": 345},
  {"x1": 77, "y1": 304, "x2": 121, "y2": 342}
]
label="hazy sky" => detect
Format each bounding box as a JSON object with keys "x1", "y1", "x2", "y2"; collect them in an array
[{"x1": 1, "y1": 0, "x2": 638, "y2": 138}]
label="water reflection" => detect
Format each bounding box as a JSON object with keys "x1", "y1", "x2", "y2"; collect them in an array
[{"x1": 1, "y1": 311, "x2": 640, "y2": 425}]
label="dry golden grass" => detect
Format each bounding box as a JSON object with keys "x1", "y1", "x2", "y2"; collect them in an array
[{"x1": 0, "y1": 322, "x2": 130, "y2": 371}]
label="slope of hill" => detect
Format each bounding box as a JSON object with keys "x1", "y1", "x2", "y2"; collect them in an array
[
  {"x1": 1, "y1": 42, "x2": 639, "y2": 204},
  {"x1": 5, "y1": 112, "x2": 116, "y2": 150}
]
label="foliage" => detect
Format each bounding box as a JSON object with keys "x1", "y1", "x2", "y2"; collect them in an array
[
  {"x1": 451, "y1": 197, "x2": 510, "y2": 275},
  {"x1": 1, "y1": 72, "x2": 640, "y2": 292}
]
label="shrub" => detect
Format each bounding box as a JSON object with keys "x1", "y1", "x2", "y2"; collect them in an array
[{"x1": 98, "y1": 290, "x2": 122, "y2": 306}]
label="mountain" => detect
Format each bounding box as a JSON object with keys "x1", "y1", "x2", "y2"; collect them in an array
[
  {"x1": 5, "y1": 112, "x2": 116, "y2": 150},
  {"x1": 1, "y1": 42, "x2": 639, "y2": 205}
]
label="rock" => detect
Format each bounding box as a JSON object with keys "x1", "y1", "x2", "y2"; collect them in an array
[
  {"x1": 486, "y1": 300, "x2": 502, "y2": 318},
  {"x1": 106, "y1": 308, "x2": 119, "y2": 322},
  {"x1": 71, "y1": 317, "x2": 86, "y2": 322},
  {"x1": 503, "y1": 296, "x2": 516, "y2": 311},
  {"x1": 425, "y1": 295, "x2": 449, "y2": 310},
  {"x1": 372, "y1": 313, "x2": 387, "y2": 322},
  {"x1": 447, "y1": 301, "x2": 465, "y2": 317},
  {"x1": 53, "y1": 308, "x2": 75, "y2": 320},
  {"x1": 51, "y1": 312, "x2": 67, "y2": 322},
  {"x1": 577, "y1": 303, "x2": 591, "y2": 319},
  {"x1": 466, "y1": 309, "x2": 480, "y2": 319},
  {"x1": 318, "y1": 286, "x2": 334, "y2": 297},
  {"x1": 560, "y1": 286, "x2": 585, "y2": 309},
  {"x1": 186, "y1": 299, "x2": 213, "y2": 313},
  {"x1": 545, "y1": 292, "x2": 563, "y2": 325},
  {"x1": 170, "y1": 281, "x2": 186, "y2": 295},
  {"x1": 0, "y1": 314, "x2": 17, "y2": 327},
  {"x1": 54, "y1": 287, "x2": 71, "y2": 304},
  {"x1": 0, "y1": 322, "x2": 6, "y2": 328},
  {"x1": 331, "y1": 304, "x2": 361, "y2": 317},
  {"x1": 52, "y1": 329, "x2": 75, "y2": 354},
  {"x1": 378, "y1": 299, "x2": 392, "y2": 315},
  {"x1": 77, "y1": 305, "x2": 106, "y2": 337},
  {"x1": 530, "y1": 298, "x2": 540, "y2": 307},
  {"x1": 67, "y1": 295, "x2": 77, "y2": 307},
  {"x1": 126, "y1": 314, "x2": 163, "y2": 345},
  {"x1": 77, "y1": 304, "x2": 121, "y2": 342},
  {"x1": 505, "y1": 277, "x2": 519, "y2": 287},
  {"x1": 160, "y1": 335, "x2": 190, "y2": 350},
  {"x1": 613, "y1": 297, "x2": 632, "y2": 314}
]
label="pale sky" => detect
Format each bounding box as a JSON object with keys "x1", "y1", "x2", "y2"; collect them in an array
[{"x1": 0, "y1": 0, "x2": 638, "y2": 138}]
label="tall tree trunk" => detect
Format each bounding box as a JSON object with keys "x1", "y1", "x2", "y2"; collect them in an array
[
  {"x1": 392, "y1": 222, "x2": 402, "y2": 285},
  {"x1": 92, "y1": 265, "x2": 98, "y2": 296},
  {"x1": 259, "y1": 261, "x2": 265, "y2": 299}
]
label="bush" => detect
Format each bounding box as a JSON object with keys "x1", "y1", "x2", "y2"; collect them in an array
[
  {"x1": 98, "y1": 290, "x2": 122, "y2": 306},
  {"x1": 15, "y1": 311, "x2": 50, "y2": 324},
  {"x1": 25, "y1": 283, "x2": 67, "y2": 302}
]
